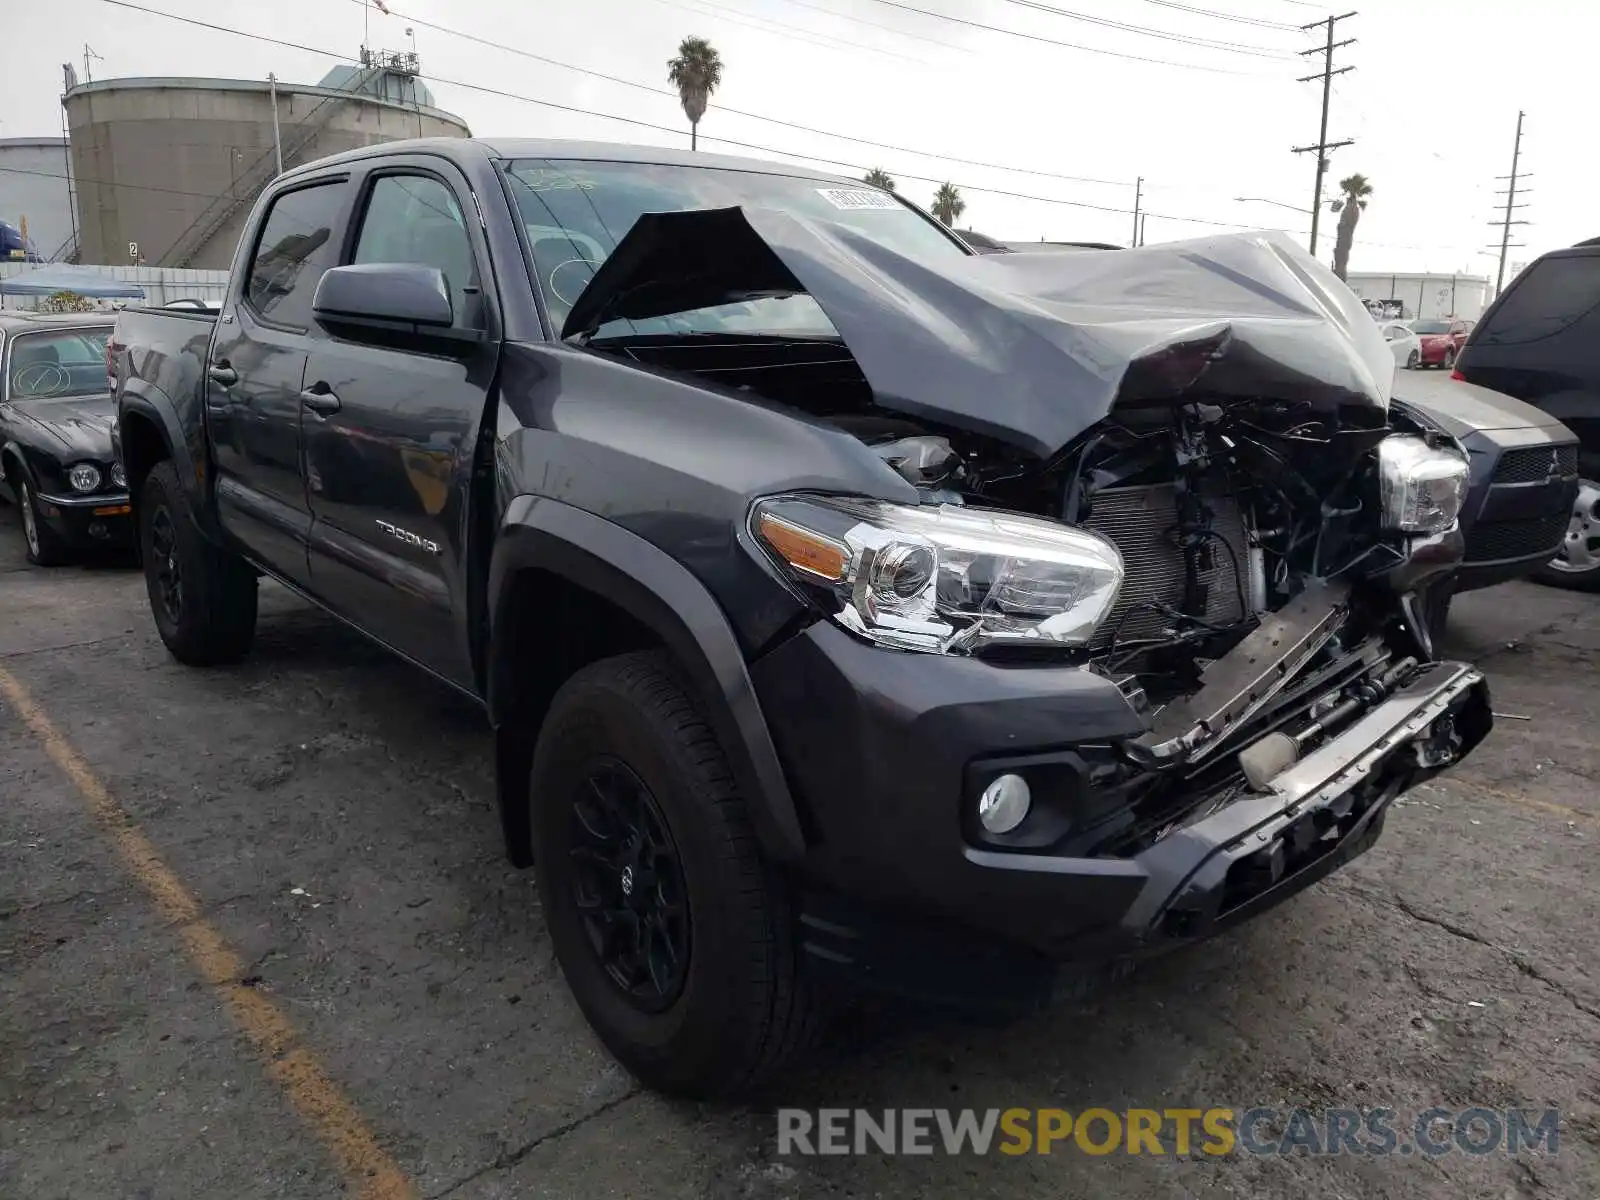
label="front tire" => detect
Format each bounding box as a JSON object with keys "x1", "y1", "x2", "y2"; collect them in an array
[
  {"x1": 16, "y1": 478, "x2": 70, "y2": 567},
  {"x1": 530, "y1": 651, "x2": 817, "y2": 1098},
  {"x1": 1532, "y1": 477, "x2": 1600, "y2": 592},
  {"x1": 139, "y1": 461, "x2": 258, "y2": 664}
]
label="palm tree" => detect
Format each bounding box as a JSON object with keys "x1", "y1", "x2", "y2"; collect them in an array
[
  {"x1": 862, "y1": 168, "x2": 895, "y2": 192},
  {"x1": 1330, "y1": 173, "x2": 1372, "y2": 281},
  {"x1": 930, "y1": 182, "x2": 965, "y2": 227},
  {"x1": 667, "y1": 36, "x2": 723, "y2": 151}
]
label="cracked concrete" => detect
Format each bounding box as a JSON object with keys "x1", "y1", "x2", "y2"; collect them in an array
[{"x1": 2, "y1": 436, "x2": 1598, "y2": 1199}]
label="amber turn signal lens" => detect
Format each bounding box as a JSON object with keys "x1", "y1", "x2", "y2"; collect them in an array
[{"x1": 757, "y1": 512, "x2": 849, "y2": 581}]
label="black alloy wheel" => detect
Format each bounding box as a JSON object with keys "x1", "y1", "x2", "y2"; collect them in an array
[
  {"x1": 147, "y1": 500, "x2": 185, "y2": 627},
  {"x1": 567, "y1": 759, "x2": 692, "y2": 1011}
]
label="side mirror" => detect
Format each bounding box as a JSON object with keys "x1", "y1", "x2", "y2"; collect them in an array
[
  {"x1": 312, "y1": 263, "x2": 484, "y2": 356},
  {"x1": 313, "y1": 263, "x2": 454, "y2": 328}
]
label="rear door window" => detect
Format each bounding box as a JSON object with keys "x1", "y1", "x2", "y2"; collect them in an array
[
  {"x1": 244, "y1": 181, "x2": 347, "y2": 329},
  {"x1": 1478, "y1": 255, "x2": 1600, "y2": 346}
]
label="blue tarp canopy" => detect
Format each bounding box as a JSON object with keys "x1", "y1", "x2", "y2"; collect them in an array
[{"x1": 0, "y1": 266, "x2": 146, "y2": 299}]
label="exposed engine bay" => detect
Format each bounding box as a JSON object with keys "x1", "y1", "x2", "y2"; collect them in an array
[
  {"x1": 606, "y1": 331, "x2": 1486, "y2": 858},
  {"x1": 574, "y1": 220, "x2": 1490, "y2": 861}
]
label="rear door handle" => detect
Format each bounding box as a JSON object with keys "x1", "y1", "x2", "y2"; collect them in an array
[
  {"x1": 299, "y1": 385, "x2": 342, "y2": 415},
  {"x1": 207, "y1": 363, "x2": 238, "y2": 387}
]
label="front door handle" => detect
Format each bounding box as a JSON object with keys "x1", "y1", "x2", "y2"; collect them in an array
[
  {"x1": 207, "y1": 363, "x2": 238, "y2": 387},
  {"x1": 299, "y1": 385, "x2": 342, "y2": 415}
]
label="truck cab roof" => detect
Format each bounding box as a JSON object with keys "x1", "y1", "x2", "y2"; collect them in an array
[{"x1": 277, "y1": 136, "x2": 866, "y2": 189}]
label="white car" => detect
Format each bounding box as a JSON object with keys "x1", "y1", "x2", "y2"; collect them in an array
[{"x1": 1380, "y1": 320, "x2": 1422, "y2": 370}]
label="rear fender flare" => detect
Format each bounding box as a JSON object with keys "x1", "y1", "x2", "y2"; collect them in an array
[
  {"x1": 117, "y1": 391, "x2": 219, "y2": 539},
  {"x1": 486, "y1": 495, "x2": 806, "y2": 864}
]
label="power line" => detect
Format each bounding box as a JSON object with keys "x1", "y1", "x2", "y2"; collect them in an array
[
  {"x1": 89, "y1": 0, "x2": 1286, "y2": 233},
  {"x1": 988, "y1": 0, "x2": 1296, "y2": 57},
  {"x1": 342, "y1": 0, "x2": 1136, "y2": 189},
  {"x1": 640, "y1": 0, "x2": 933, "y2": 65},
  {"x1": 1126, "y1": 0, "x2": 1300, "y2": 31},
  {"x1": 762, "y1": 0, "x2": 976, "y2": 51},
  {"x1": 0, "y1": 162, "x2": 231, "y2": 202},
  {"x1": 852, "y1": 0, "x2": 1278, "y2": 74},
  {"x1": 1291, "y1": 11, "x2": 1356, "y2": 256}
]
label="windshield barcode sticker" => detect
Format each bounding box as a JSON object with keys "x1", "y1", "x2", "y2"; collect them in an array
[{"x1": 815, "y1": 188, "x2": 900, "y2": 211}]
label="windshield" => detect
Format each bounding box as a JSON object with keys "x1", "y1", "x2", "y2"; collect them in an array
[
  {"x1": 1410, "y1": 320, "x2": 1451, "y2": 334},
  {"x1": 4, "y1": 328, "x2": 112, "y2": 400},
  {"x1": 503, "y1": 158, "x2": 967, "y2": 338}
]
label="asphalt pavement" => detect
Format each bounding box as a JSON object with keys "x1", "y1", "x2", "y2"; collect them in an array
[{"x1": 3, "y1": 371, "x2": 1597, "y2": 1199}]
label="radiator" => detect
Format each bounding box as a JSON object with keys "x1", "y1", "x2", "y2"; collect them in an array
[{"x1": 1081, "y1": 483, "x2": 1251, "y2": 651}]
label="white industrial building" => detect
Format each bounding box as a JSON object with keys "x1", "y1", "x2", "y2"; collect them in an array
[
  {"x1": 1343, "y1": 272, "x2": 1491, "y2": 323},
  {"x1": 0, "y1": 137, "x2": 77, "y2": 261}
]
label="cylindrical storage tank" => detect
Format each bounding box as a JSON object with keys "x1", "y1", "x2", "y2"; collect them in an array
[
  {"x1": 64, "y1": 73, "x2": 471, "y2": 270},
  {"x1": 0, "y1": 138, "x2": 76, "y2": 261}
]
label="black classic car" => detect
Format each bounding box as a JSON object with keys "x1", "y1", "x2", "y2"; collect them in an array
[{"x1": 0, "y1": 311, "x2": 132, "y2": 564}]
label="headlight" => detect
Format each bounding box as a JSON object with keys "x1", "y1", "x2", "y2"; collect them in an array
[
  {"x1": 1377, "y1": 435, "x2": 1469, "y2": 534},
  {"x1": 752, "y1": 496, "x2": 1124, "y2": 654},
  {"x1": 67, "y1": 462, "x2": 102, "y2": 493},
  {"x1": 110, "y1": 461, "x2": 126, "y2": 489}
]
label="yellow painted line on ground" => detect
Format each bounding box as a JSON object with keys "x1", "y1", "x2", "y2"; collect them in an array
[{"x1": 0, "y1": 666, "x2": 416, "y2": 1200}]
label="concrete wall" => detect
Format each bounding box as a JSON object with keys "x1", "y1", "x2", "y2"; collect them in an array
[
  {"x1": 0, "y1": 139, "x2": 76, "y2": 260},
  {"x1": 0, "y1": 263, "x2": 228, "y2": 310},
  {"x1": 1344, "y1": 272, "x2": 1491, "y2": 322},
  {"x1": 65, "y1": 77, "x2": 470, "y2": 271}
]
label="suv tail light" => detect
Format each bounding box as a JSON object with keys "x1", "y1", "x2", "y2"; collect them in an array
[{"x1": 1450, "y1": 368, "x2": 1466, "y2": 381}]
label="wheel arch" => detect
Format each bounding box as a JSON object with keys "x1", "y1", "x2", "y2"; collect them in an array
[
  {"x1": 116, "y1": 394, "x2": 219, "y2": 539},
  {"x1": 486, "y1": 496, "x2": 807, "y2": 868}
]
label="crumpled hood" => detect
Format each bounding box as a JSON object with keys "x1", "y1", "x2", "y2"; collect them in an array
[
  {"x1": 7, "y1": 393, "x2": 116, "y2": 460},
  {"x1": 565, "y1": 208, "x2": 1395, "y2": 458}
]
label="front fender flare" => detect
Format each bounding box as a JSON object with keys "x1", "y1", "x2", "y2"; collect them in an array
[{"x1": 486, "y1": 495, "x2": 807, "y2": 864}]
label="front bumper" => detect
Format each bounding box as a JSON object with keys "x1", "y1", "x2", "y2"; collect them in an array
[
  {"x1": 1454, "y1": 431, "x2": 1579, "y2": 591},
  {"x1": 33, "y1": 489, "x2": 135, "y2": 547},
  {"x1": 754, "y1": 623, "x2": 1490, "y2": 1011}
]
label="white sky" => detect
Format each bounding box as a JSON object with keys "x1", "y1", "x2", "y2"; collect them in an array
[{"x1": 2, "y1": 0, "x2": 1592, "y2": 276}]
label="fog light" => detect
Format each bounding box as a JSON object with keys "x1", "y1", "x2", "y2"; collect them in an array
[{"x1": 977, "y1": 773, "x2": 1031, "y2": 834}]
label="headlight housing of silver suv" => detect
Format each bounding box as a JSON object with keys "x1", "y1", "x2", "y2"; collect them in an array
[
  {"x1": 1376, "y1": 435, "x2": 1470, "y2": 534},
  {"x1": 751, "y1": 496, "x2": 1124, "y2": 654}
]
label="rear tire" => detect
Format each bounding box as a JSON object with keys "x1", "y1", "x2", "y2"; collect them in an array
[
  {"x1": 1405, "y1": 349, "x2": 1420, "y2": 370},
  {"x1": 1442, "y1": 347, "x2": 1457, "y2": 370},
  {"x1": 530, "y1": 651, "x2": 818, "y2": 1098},
  {"x1": 139, "y1": 460, "x2": 258, "y2": 664},
  {"x1": 1531, "y1": 477, "x2": 1600, "y2": 592},
  {"x1": 16, "y1": 477, "x2": 71, "y2": 567}
]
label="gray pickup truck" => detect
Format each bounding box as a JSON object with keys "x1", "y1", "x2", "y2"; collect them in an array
[{"x1": 112, "y1": 138, "x2": 1493, "y2": 1097}]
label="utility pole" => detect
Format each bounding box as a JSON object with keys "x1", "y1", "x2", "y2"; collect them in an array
[
  {"x1": 268, "y1": 73, "x2": 284, "y2": 176},
  {"x1": 1131, "y1": 177, "x2": 1143, "y2": 249},
  {"x1": 1488, "y1": 111, "x2": 1529, "y2": 298},
  {"x1": 1291, "y1": 12, "x2": 1356, "y2": 257}
]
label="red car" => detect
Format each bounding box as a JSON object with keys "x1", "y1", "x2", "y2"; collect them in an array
[{"x1": 1410, "y1": 317, "x2": 1475, "y2": 369}]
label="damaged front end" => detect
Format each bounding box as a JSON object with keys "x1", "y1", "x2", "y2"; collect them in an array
[{"x1": 570, "y1": 207, "x2": 1492, "y2": 936}]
